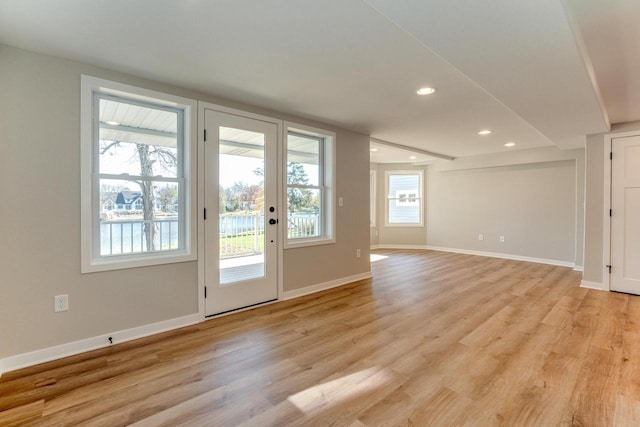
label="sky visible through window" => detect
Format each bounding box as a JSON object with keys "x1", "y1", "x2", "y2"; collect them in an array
[
  {"x1": 219, "y1": 154, "x2": 318, "y2": 188},
  {"x1": 220, "y1": 154, "x2": 264, "y2": 187}
]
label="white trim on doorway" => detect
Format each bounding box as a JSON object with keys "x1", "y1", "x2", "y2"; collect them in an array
[
  {"x1": 603, "y1": 133, "x2": 612, "y2": 292},
  {"x1": 602, "y1": 130, "x2": 640, "y2": 293}
]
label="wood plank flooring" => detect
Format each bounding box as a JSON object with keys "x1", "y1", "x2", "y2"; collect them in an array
[{"x1": 2, "y1": 249, "x2": 639, "y2": 426}]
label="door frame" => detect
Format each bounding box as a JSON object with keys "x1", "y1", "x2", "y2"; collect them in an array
[
  {"x1": 197, "y1": 101, "x2": 284, "y2": 321},
  {"x1": 602, "y1": 130, "x2": 640, "y2": 292}
]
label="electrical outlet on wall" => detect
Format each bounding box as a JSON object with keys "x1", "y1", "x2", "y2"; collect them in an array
[
  {"x1": 478, "y1": 234, "x2": 484, "y2": 241},
  {"x1": 54, "y1": 294, "x2": 69, "y2": 312},
  {"x1": 500, "y1": 235, "x2": 505, "y2": 243}
]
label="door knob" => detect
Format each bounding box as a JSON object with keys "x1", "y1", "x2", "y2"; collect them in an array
[{"x1": 269, "y1": 218, "x2": 278, "y2": 225}]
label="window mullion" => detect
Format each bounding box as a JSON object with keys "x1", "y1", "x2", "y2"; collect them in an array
[
  {"x1": 98, "y1": 173, "x2": 181, "y2": 183},
  {"x1": 287, "y1": 183, "x2": 322, "y2": 190}
]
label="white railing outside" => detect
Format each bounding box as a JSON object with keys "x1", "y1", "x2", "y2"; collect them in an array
[
  {"x1": 100, "y1": 213, "x2": 321, "y2": 258},
  {"x1": 219, "y1": 212, "x2": 320, "y2": 257},
  {"x1": 219, "y1": 213, "x2": 264, "y2": 258},
  {"x1": 287, "y1": 214, "x2": 320, "y2": 239},
  {"x1": 100, "y1": 218, "x2": 178, "y2": 255}
]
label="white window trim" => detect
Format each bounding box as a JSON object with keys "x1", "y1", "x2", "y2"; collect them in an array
[
  {"x1": 370, "y1": 169, "x2": 377, "y2": 227},
  {"x1": 384, "y1": 170, "x2": 424, "y2": 228},
  {"x1": 80, "y1": 75, "x2": 197, "y2": 273},
  {"x1": 283, "y1": 122, "x2": 336, "y2": 249}
]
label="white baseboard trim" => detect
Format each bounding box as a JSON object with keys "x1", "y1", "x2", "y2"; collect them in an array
[
  {"x1": 282, "y1": 271, "x2": 373, "y2": 300},
  {"x1": 425, "y1": 246, "x2": 575, "y2": 268},
  {"x1": 371, "y1": 244, "x2": 429, "y2": 250},
  {"x1": 580, "y1": 280, "x2": 606, "y2": 291},
  {"x1": 0, "y1": 313, "x2": 199, "y2": 376},
  {"x1": 573, "y1": 265, "x2": 584, "y2": 272},
  {"x1": 1, "y1": 271, "x2": 373, "y2": 376}
]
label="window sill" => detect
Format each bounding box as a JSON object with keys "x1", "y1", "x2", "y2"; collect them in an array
[
  {"x1": 81, "y1": 251, "x2": 196, "y2": 274},
  {"x1": 284, "y1": 237, "x2": 336, "y2": 250}
]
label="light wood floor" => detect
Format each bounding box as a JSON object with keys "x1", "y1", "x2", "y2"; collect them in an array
[{"x1": 2, "y1": 249, "x2": 639, "y2": 426}]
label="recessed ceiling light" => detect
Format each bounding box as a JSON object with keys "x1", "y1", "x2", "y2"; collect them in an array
[
  {"x1": 416, "y1": 87, "x2": 436, "y2": 95},
  {"x1": 409, "y1": 155, "x2": 417, "y2": 160},
  {"x1": 504, "y1": 142, "x2": 516, "y2": 147},
  {"x1": 477, "y1": 129, "x2": 492, "y2": 135},
  {"x1": 105, "y1": 120, "x2": 120, "y2": 126},
  {"x1": 370, "y1": 148, "x2": 379, "y2": 152}
]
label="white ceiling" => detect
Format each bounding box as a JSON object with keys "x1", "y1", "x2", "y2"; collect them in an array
[
  {"x1": 0, "y1": 0, "x2": 633, "y2": 160},
  {"x1": 564, "y1": 0, "x2": 640, "y2": 125},
  {"x1": 369, "y1": 140, "x2": 438, "y2": 164}
]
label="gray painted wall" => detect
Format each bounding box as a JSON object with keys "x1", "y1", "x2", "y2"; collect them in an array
[
  {"x1": 583, "y1": 134, "x2": 605, "y2": 284},
  {"x1": 427, "y1": 147, "x2": 584, "y2": 265},
  {"x1": 283, "y1": 132, "x2": 370, "y2": 291},
  {"x1": 427, "y1": 150, "x2": 582, "y2": 265},
  {"x1": 0, "y1": 44, "x2": 370, "y2": 359},
  {"x1": 371, "y1": 148, "x2": 584, "y2": 267}
]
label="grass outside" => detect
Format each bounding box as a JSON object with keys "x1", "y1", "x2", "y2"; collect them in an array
[{"x1": 220, "y1": 231, "x2": 264, "y2": 258}]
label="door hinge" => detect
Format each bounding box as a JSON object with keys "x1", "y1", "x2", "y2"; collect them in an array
[
  {"x1": 610, "y1": 209, "x2": 612, "y2": 217},
  {"x1": 610, "y1": 152, "x2": 613, "y2": 160},
  {"x1": 606, "y1": 265, "x2": 612, "y2": 274},
  {"x1": 204, "y1": 129, "x2": 207, "y2": 141},
  {"x1": 204, "y1": 286, "x2": 207, "y2": 298},
  {"x1": 204, "y1": 208, "x2": 207, "y2": 220}
]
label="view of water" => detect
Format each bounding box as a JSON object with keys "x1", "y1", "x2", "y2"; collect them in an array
[
  {"x1": 100, "y1": 219, "x2": 178, "y2": 255},
  {"x1": 99, "y1": 213, "x2": 319, "y2": 256},
  {"x1": 220, "y1": 214, "x2": 264, "y2": 237}
]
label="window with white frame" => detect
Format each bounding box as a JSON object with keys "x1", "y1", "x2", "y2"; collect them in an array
[
  {"x1": 370, "y1": 170, "x2": 376, "y2": 227},
  {"x1": 285, "y1": 123, "x2": 335, "y2": 247},
  {"x1": 81, "y1": 76, "x2": 196, "y2": 272},
  {"x1": 386, "y1": 171, "x2": 423, "y2": 226}
]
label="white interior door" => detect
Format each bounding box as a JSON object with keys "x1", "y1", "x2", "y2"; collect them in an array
[
  {"x1": 204, "y1": 109, "x2": 278, "y2": 316},
  {"x1": 611, "y1": 135, "x2": 640, "y2": 294}
]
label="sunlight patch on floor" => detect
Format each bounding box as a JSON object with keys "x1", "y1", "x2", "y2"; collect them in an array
[
  {"x1": 370, "y1": 253, "x2": 388, "y2": 262},
  {"x1": 287, "y1": 367, "x2": 392, "y2": 414}
]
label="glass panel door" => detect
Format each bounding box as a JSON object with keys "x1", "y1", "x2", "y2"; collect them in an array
[
  {"x1": 219, "y1": 126, "x2": 266, "y2": 284},
  {"x1": 204, "y1": 109, "x2": 278, "y2": 316}
]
